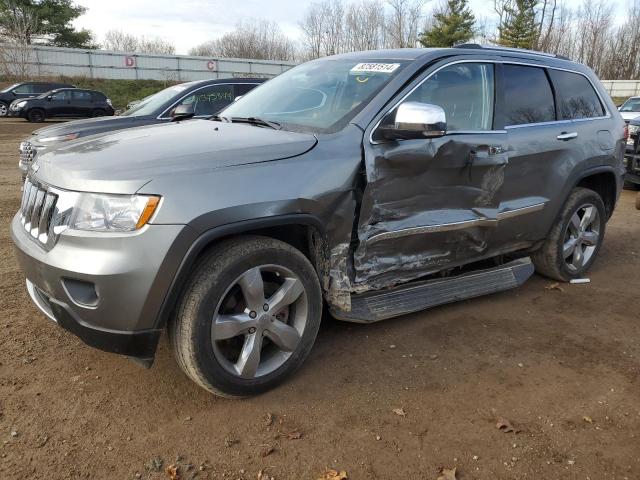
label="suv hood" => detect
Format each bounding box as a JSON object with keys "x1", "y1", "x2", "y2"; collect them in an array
[
  {"x1": 32, "y1": 119, "x2": 317, "y2": 193},
  {"x1": 620, "y1": 111, "x2": 640, "y2": 121}
]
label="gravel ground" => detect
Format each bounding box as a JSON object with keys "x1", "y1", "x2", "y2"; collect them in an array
[{"x1": 1, "y1": 119, "x2": 639, "y2": 480}]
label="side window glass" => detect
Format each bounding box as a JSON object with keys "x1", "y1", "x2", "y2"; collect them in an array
[
  {"x1": 548, "y1": 70, "x2": 605, "y2": 119},
  {"x1": 13, "y1": 84, "x2": 34, "y2": 94},
  {"x1": 51, "y1": 91, "x2": 69, "y2": 101},
  {"x1": 72, "y1": 91, "x2": 92, "y2": 101},
  {"x1": 403, "y1": 63, "x2": 495, "y2": 131},
  {"x1": 178, "y1": 85, "x2": 235, "y2": 116},
  {"x1": 502, "y1": 65, "x2": 555, "y2": 126},
  {"x1": 32, "y1": 85, "x2": 49, "y2": 93},
  {"x1": 236, "y1": 83, "x2": 258, "y2": 96}
]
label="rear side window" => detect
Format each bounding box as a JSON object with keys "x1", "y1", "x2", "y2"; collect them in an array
[
  {"x1": 548, "y1": 70, "x2": 605, "y2": 119},
  {"x1": 72, "y1": 90, "x2": 92, "y2": 100},
  {"x1": 502, "y1": 65, "x2": 555, "y2": 126},
  {"x1": 32, "y1": 84, "x2": 52, "y2": 93}
]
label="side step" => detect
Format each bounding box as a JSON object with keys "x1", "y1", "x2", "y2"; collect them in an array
[{"x1": 332, "y1": 257, "x2": 534, "y2": 323}]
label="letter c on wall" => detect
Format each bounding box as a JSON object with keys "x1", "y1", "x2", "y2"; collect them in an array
[{"x1": 207, "y1": 60, "x2": 217, "y2": 71}]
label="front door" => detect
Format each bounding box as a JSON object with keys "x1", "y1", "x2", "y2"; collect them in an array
[
  {"x1": 355, "y1": 61, "x2": 509, "y2": 290},
  {"x1": 48, "y1": 90, "x2": 74, "y2": 116}
]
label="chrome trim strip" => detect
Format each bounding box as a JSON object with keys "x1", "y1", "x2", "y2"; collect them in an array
[
  {"x1": 369, "y1": 58, "x2": 610, "y2": 145},
  {"x1": 368, "y1": 202, "x2": 545, "y2": 244},
  {"x1": 156, "y1": 82, "x2": 260, "y2": 120},
  {"x1": 26, "y1": 280, "x2": 57, "y2": 323}
]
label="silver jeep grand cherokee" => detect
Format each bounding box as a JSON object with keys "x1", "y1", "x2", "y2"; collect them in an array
[{"x1": 11, "y1": 46, "x2": 626, "y2": 397}]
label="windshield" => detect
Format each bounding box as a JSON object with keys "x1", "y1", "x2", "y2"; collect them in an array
[
  {"x1": 620, "y1": 99, "x2": 640, "y2": 112},
  {"x1": 1, "y1": 83, "x2": 19, "y2": 93},
  {"x1": 120, "y1": 84, "x2": 190, "y2": 117},
  {"x1": 220, "y1": 59, "x2": 410, "y2": 133}
]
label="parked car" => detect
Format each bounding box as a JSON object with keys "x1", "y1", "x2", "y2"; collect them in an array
[
  {"x1": 11, "y1": 45, "x2": 625, "y2": 398},
  {"x1": 0, "y1": 81, "x2": 75, "y2": 117},
  {"x1": 9, "y1": 87, "x2": 114, "y2": 122},
  {"x1": 618, "y1": 96, "x2": 640, "y2": 122},
  {"x1": 16, "y1": 78, "x2": 265, "y2": 180},
  {"x1": 623, "y1": 116, "x2": 640, "y2": 189}
]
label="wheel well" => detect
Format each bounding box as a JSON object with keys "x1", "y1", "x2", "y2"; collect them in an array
[{"x1": 576, "y1": 172, "x2": 617, "y2": 219}]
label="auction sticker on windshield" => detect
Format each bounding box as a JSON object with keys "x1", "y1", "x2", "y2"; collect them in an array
[{"x1": 350, "y1": 63, "x2": 400, "y2": 74}]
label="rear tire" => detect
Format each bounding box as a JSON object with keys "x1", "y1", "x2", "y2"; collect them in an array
[
  {"x1": 169, "y1": 236, "x2": 322, "y2": 398},
  {"x1": 532, "y1": 187, "x2": 606, "y2": 281},
  {"x1": 91, "y1": 108, "x2": 105, "y2": 118},
  {"x1": 27, "y1": 109, "x2": 45, "y2": 123}
]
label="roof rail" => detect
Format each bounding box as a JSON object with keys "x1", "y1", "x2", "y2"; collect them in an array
[{"x1": 455, "y1": 43, "x2": 572, "y2": 61}]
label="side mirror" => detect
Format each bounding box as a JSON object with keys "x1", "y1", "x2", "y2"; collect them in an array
[
  {"x1": 171, "y1": 103, "x2": 195, "y2": 121},
  {"x1": 234, "y1": 95, "x2": 243, "y2": 102},
  {"x1": 378, "y1": 102, "x2": 447, "y2": 141}
]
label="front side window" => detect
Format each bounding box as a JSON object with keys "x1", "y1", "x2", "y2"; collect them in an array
[
  {"x1": 502, "y1": 65, "x2": 555, "y2": 126},
  {"x1": 548, "y1": 69, "x2": 605, "y2": 119},
  {"x1": 178, "y1": 84, "x2": 235, "y2": 116},
  {"x1": 402, "y1": 63, "x2": 495, "y2": 131},
  {"x1": 220, "y1": 59, "x2": 410, "y2": 133}
]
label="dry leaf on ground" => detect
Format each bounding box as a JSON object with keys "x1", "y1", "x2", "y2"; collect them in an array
[
  {"x1": 259, "y1": 445, "x2": 274, "y2": 457},
  {"x1": 583, "y1": 416, "x2": 594, "y2": 423},
  {"x1": 437, "y1": 467, "x2": 457, "y2": 480},
  {"x1": 545, "y1": 282, "x2": 565, "y2": 292},
  {"x1": 317, "y1": 469, "x2": 348, "y2": 480},
  {"x1": 287, "y1": 430, "x2": 303, "y2": 439},
  {"x1": 392, "y1": 408, "x2": 407, "y2": 417},
  {"x1": 496, "y1": 417, "x2": 521, "y2": 433},
  {"x1": 264, "y1": 413, "x2": 274, "y2": 426},
  {"x1": 165, "y1": 464, "x2": 180, "y2": 480}
]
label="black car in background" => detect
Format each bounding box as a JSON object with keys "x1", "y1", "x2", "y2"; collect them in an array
[
  {"x1": 9, "y1": 88, "x2": 115, "y2": 122},
  {"x1": 624, "y1": 117, "x2": 640, "y2": 189},
  {"x1": 0, "y1": 81, "x2": 75, "y2": 117},
  {"x1": 17, "y1": 78, "x2": 265, "y2": 177}
]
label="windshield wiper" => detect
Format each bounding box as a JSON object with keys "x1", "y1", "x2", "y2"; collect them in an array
[{"x1": 228, "y1": 116, "x2": 282, "y2": 130}]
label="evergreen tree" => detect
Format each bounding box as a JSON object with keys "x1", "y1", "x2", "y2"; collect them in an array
[
  {"x1": 0, "y1": 0, "x2": 96, "y2": 48},
  {"x1": 420, "y1": 0, "x2": 476, "y2": 48},
  {"x1": 497, "y1": 0, "x2": 539, "y2": 49}
]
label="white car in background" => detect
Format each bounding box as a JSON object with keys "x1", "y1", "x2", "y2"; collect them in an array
[{"x1": 618, "y1": 96, "x2": 640, "y2": 121}]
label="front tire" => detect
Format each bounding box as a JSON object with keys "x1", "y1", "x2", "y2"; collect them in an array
[
  {"x1": 532, "y1": 187, "x2": 606, "y2": 281},
  {"x1": 169, "y1": 236, "x2": 323, "y2": 398},
  {"x1": 27, "y1": 109, "x2": 45, "y2": 123},
  {"x1": 0, "y1": 101, "x2": 8, "y2": 117},
  {"x1": 91, "y1": 108, "x2": 105, "y2": 118}
]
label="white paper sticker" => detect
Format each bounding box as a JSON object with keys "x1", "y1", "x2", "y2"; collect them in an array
[{"x1": 350, "y1": 63, "x2": 400, "y2": 74}]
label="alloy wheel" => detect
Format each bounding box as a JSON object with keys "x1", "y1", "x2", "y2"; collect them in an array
[
  {"x1": 562, "y1": 203, "x2": 600, "y2": 272},
  {"x1": 0, "y1": 103, "x2": 7, "y2": 117},
  {"x1": 211, "y1": 264, "x2": 308, "y2": 379}
]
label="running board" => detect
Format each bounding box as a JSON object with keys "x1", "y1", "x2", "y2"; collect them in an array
[{"x1": 332, "y1": 257, "x2": 534, "y2": 323}]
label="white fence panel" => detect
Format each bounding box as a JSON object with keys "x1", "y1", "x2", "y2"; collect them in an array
[
  {"x1": 601, "y1": 80, "x2": 640, "y2": 98},
  {"x1": 0, "y1": 44, "x2": 296, "y2": 81}
]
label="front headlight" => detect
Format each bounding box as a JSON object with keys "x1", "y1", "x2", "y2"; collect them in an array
[
  {"x1": 12, "y1": 100, "x2": 26, "y2": 110},
  {"x1": 38, "y1": 133, "x2": 79, "y2": 143},
  {"x1": 65, "y1": 192, "x2": 160, "y2": 232},
  {"x1": 629, "y1": 125, "x2": 640, "y2": 136}
]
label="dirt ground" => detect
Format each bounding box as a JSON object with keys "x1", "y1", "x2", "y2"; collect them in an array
[{"x1": 0, "y1": 119, "x2": 639, "y2": 480}]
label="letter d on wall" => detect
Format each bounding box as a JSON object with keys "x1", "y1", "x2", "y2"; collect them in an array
[{"x1": 125, "y1": 56, "x2": 135, "y2": 67}]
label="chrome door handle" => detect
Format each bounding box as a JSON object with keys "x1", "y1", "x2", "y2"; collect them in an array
[{"x1": 557, "y1": 132, "x2": 578, "y2": 141}]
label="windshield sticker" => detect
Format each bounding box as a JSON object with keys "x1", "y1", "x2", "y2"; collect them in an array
[{"x1": 350, "y1": 63, "x2": 400, "y2": 74}]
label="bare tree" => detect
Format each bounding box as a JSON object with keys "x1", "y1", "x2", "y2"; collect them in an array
[
  {"x1": 0, "y1": 0, "x2": 38, "y2": 79},
  {"x1": 103, "y1": 30, "x2": 175, "y2": 54},
  {"x1": 386, "y1": 0, "x2": 427, "y2": 48},
  {"x1": 188, "y1": 20, "x2": 296, "y2": 61}
]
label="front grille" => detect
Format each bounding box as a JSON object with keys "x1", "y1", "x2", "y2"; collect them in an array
[
  {"x1": 19, "y1": 141, "x2": 36, "y2": 165},
  {"x1": 20, "y1": 178, "x2": 58, "y2": 247}
]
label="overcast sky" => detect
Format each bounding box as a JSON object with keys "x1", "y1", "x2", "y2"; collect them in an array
[{"x1": 72, "y1": 0, "x2": 628, "y2": 55}]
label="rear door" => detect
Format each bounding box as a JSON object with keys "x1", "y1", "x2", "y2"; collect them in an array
[
  {"x1": 12, "y1": 83, "x2": 36, "y2": 100},
  {"x1": 70, "y1": 90, "x2": 94, "y2": 116},
  {"x1": 495, "y1": 64, "x2": 609, "y2": 248},
  {"x1": 356, "y1": 60, "x2": 510, "y2": 288}
]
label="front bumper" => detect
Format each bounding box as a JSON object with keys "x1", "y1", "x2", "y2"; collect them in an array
[{"x1": 11, "y1": 213, "x2": 187, "y2": 359}]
